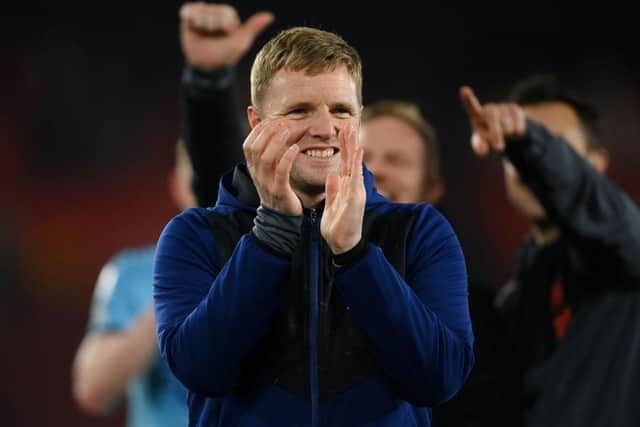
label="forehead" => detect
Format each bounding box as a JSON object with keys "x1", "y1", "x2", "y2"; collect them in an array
[
  {"x1": 361, "y1": 116, "x2": 426, "y2": 153},
  {"x1": 261, "y1": 67, "x2": 359, "y2": 111},
  {"x1": 523, "y1": 101, "x2": 587, "y2": 152}
]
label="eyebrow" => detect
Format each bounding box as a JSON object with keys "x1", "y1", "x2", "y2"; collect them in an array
[
  {"x1": 330, "y1": 102, "x2": 357, "y2": 114},
  {"x1": 281, "y1": 101, "x2": 358, "y2": 114},
  {"x1": 282, "y1": 102, "x2": 314, "y2": 112}
]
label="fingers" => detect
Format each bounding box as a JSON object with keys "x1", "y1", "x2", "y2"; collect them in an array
[
  {"x1": 181, "y1": 2, "x2": 240, "y2": 34},
  {"x1": 179, "y1": 2, "x2": 196, "y2": 21},
  {"x1": 261, "y1": 125, "x2": 291, "y2": 173},
  {"x1": 235, "y1": 11, "x2": 274, "y2": 45},
  {"x1": 339, "y1": 126, "x2": 351, "y2": 177},
  {"x1": 340, "y1": 125, "x2": 364, "y2": 194},
  {"x1": 338, "y1": 124, "x2": 359, "y2": 177},
  {"x1": 325, "y1": 170, "x2": 340, "y2": 207},
  {"x1": 349, "y1": 125, "x2": 363, "y2": 179},
  {"x1": 274, "y1": 145, "x2": 299, "y2": 190},
  {"x1": 461, "y1": 86, "x2": 527, "y2": 156},
  {"x1": 243, "y1": 119, "x2": 296, "y2": 194},
  {"x1": 485, "y1": 105, "x2": 505, "y2": 151},
  {"x1": 461, "y1": 85, "x2": 503, "y2": 155},
  {"x1": 500, "y1": 104, "x2": 527, "y2": 137},
  {"x1": 338, "y1": 126, "x2": 347, "y2": 176},
  {"x1": 459, "y1": 86, "x2": 484, "y2": 120},
  {"x1": 351, "y1": 145, "x2": 364, "y2": 188},
  {"x1": 345, "y1": 133, "x2": 364, "y2": 202},
  {"x1": 179, "y1": 4, "x2": 272, "y2": 70},
  {"x1": 471, "y1": 133, "x2": 490, "y2": 157},
  {"x1": 244, "y1": 121, "x2": 285, "y2": 170},
  {"x1": 242, "y1": 119, "x2": 274, "y2": 169},
  {"x1": 353, "y1": 129, "x2": 364, "y2": 178},
  {"x1": 483, "y1": 103, "x2": 527, "y2": 152}
]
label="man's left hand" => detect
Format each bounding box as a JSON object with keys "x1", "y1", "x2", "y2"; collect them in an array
[{"x1": 321, "y1": 125, "x2": 366, "y2": 255}]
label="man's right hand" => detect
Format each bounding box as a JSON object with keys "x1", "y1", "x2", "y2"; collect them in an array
[
  {"x1": 243, "y1": 120, "x2": 302, "y2": 215},
  {"x1": 180, "y1": 2, "x2": 274, "y2": 71},
  {"x1": 459, "y1": 86, "x2": 527, "y2": 157}
]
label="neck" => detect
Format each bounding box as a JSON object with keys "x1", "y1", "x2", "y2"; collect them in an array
[{"x1": 297, "y1": 191, "x2": 326, "y2": 209}]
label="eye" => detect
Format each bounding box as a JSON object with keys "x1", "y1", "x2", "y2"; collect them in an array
[
  {"x1": 286, "y1": 108, "x2": 306, "y2": 119},
  {"x1": 385, "y1": 154, "x2": 408, "y2": 167},
  {"x1": 332, "y1": 107, "x2": 353, "y2": 118}
]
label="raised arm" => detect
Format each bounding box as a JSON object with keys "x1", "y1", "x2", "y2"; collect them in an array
[{"x1": 179, "y1": 2, "x2": 273, "y2": 206}]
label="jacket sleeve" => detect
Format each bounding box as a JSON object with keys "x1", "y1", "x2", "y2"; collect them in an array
[
  {"x1": 505, "y1": 120, "x2": 640, "y2": 282},
  {"x1": 332, "y1": 206, "x2": 474, "y2": 407},
  {"x1": 181, "y1": 66, "x2": 245, "y2": 207},
  {"x1": 153, "y1": 209, "x2": 289, "y2": 397}
]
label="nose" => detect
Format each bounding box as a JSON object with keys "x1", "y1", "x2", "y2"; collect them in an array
[{"x1": 308, "y1": 110, "x2": 338, "y2": 140}]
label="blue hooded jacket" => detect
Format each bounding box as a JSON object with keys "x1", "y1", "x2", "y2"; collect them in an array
[{"x1": 153, "y1": 165, "x2": 474, "y2": 426}]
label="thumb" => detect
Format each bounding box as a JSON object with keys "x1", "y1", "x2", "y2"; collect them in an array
[
  {"x1": 238, "y1": 11, "x2": 274, "y2": 43},
  {"x1": 325, "y1": 170, "x2": 339, "y2": 207},
  {"x1": 471, "y1": 133, "x2": 490, "y2": 157}
]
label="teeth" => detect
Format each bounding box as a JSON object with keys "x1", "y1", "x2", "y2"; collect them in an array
[{"x1": 304, "y1": 148, "x2": 335, "y2": 158}]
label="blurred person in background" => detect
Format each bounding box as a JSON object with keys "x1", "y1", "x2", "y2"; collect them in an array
[
  {"x1": 360, "y1": 100, "x2": 444, "y2": 204},
  {"x1": 72, "y1": 141, "x2": 195, "y2": 426},
  {"x1": 460, "y1": 75, "x2": 640, "y2": 427},
  {"x1": 179, "y1": 1, "x2": 273, "y2": 207},
  {"x1": 71, "y1": 3, "x2": 272, "y2": 426},
  {"x1": 360, "y1": 101, "x2": 520, "y2": 427}
]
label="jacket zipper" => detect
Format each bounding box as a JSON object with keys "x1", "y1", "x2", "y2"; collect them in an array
[{"x1": 309, "y1": 208, "x2": 320, "y2": 427}]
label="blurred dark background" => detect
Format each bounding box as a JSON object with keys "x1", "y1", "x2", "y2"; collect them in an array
[{"x1": 2, "y1": 1, "x2": 639, "y2": 425}]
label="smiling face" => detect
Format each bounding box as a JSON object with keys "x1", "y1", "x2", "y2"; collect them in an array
[{"x1": 248, "y1": 66, "x2": 361, "y2": 199}]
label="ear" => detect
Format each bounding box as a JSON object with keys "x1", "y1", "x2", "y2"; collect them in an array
[
  {"x1": 587, "y1": 147, "x2": 609, "y2": 175},
  {"x1": 247, "y1": 105, "x2": 262, "y2": 129},
  {"x1": 424, "y1": 181, "x2": 445, "y2": 205}
]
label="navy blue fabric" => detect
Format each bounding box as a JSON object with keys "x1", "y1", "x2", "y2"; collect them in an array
[{"x1": 153, "y1": 167, "x2": 474, "y2": 426}]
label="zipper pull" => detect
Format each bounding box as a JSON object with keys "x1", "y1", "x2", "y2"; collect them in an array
[{"x1": 309, "y1": 208, "x2": 317, "y2": 224}]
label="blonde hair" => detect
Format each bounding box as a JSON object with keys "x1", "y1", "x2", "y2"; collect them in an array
[
  {"x1": 362, "y1": 100, "x2": 442, "y2": 190},
  {"x1": 250, "y1": 27, "x2": 362, "y2": 108}
]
